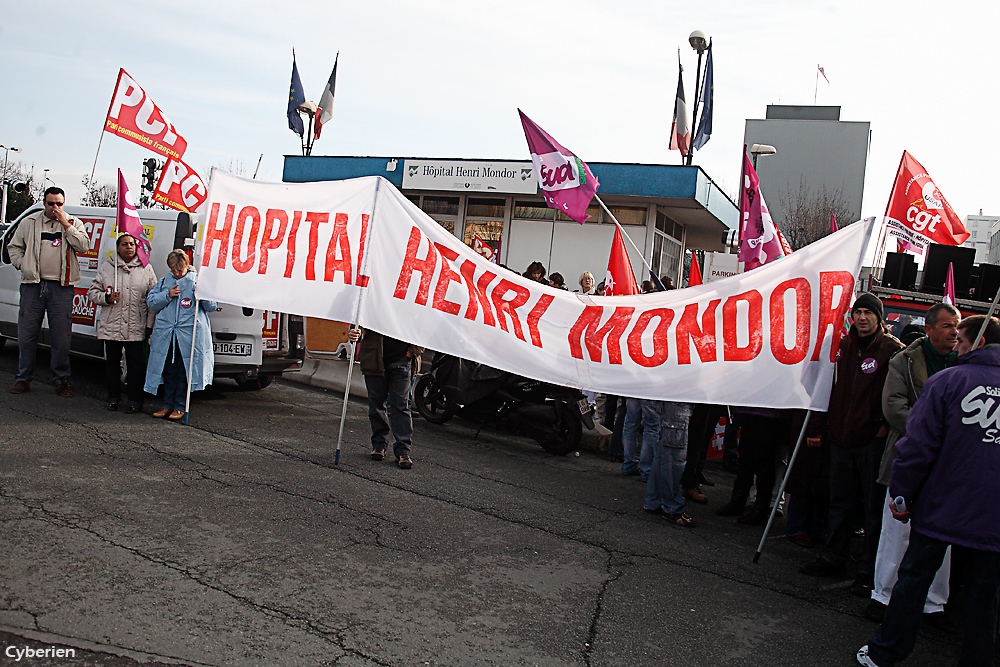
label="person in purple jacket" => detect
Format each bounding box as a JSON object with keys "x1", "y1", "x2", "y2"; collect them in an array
[{"x1": 857, "y1": 315, "x2": 1000, "y2": 667}]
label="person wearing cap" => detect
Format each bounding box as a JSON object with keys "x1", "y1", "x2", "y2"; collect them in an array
[{"x1": 800, "y1": 293, "x2": 904, "y2": 596}]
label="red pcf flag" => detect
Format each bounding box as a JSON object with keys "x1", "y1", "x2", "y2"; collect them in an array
[
  {"x1": 603, "y1": 226, "x2": 639, "y2": 296},
  {"x1": 885, "y1": 151, "x2": 969, "y2": 246},
  {"x1": 153, "y1": 158, "x2": 208, "y2": 213},
  {"x1": 104, "y1": 69, "x2": 188, "y2": 161}
]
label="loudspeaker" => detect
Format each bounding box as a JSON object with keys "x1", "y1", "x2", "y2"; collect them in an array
[
  {"x1": 978, "y1": 263, "x2": 1000, "y2": 303},
  {"x1": 921, "y1": 244, "x2": 975, "y2": 296},
  {"x1": 883, "y1": 252, "x2": 917, "y2": 290}
]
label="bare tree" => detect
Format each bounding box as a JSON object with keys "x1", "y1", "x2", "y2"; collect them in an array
[
  {"x1": 777, "y1": 177, "x2": 855, "y2": 250},
  {"x1": 81, "y1": 175, "x2": 118, "y2": 207},
  {"x1": 2, "y1": 161, "x2": 46, "y2": 221}
]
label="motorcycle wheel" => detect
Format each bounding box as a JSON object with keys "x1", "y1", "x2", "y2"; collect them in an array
[
  {"x1": 414, "y1": 374, "x2": 454, "y2": 424},
  {"x1": 539, "y1": 402, "x2": 583, "y2": 455}
]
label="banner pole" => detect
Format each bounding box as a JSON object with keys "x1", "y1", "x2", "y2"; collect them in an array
[
  {"x1": 334, "y1": 178, "x2": 383, "y2": 464},
  {"x1": 972, "y1": 283, "x2": 1000, "y2": 350},
  {"x1": 594, "y1": 194, "x2": 655, "y2": 276},
  {"x1": 183, "y1": 297, "x2": 199, "y2": 425},
  {"x1": 754, "y1": 411, "x2": 811, "y2": 563}
]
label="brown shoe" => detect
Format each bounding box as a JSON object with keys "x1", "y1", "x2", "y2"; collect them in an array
[
  {"x1": 55, "y1": 380, "x2": 72, "y2": 397},
  {"x1": 152, "y1": 408, "x2": 171, "y2": 418},
  {"x1": 683, "y1": 487, "x2": 709, "y2": 504},
  {"x1": 9, "y1": 380, "x2": 30, "y2": 394},
  {"x1": 167, "y1": 410, "x2": 185, "y2": 421}
]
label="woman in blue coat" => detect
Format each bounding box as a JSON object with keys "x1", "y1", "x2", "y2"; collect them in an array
[{"x1": 144, "y1": 250, "x2": 217, "y2": 421}]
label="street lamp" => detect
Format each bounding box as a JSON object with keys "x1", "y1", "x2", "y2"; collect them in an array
[
  {"x1": 1, "y1": 144, "x2": 22, "y2": 224},
  {"x1": 685, "y1": 31, "x2": 710, "y2": 166},
  {"x1": 750, "y1": 143, "x2": 777, "y2": 170},
  {"x1": 0, "y1": 144, "x2": 21, "y2": 183},
  {"x1": 43, "y1": 169, "x2": 50, "y2": 188}
]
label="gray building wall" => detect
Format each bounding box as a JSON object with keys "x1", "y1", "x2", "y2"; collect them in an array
[{"x1": 744, "y1": 105, "x2": 869, "y2": 232}]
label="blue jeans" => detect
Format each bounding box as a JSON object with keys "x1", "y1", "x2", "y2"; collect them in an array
[
  {"x1": 622, "y1": 398, "x2": 658, "y2": 479},
  {"x1": 16, "y1": 281, "x2": 75, "y2": 384},
  {"x1": 867, "y1": 530, "x2": 1000, "y2": 667},
  {"x1": 364, "y1": 356, "x2": 414, "y2": 459},
  {"x1": 645, "y1": 442, "x2": 687, "y2": 515}
]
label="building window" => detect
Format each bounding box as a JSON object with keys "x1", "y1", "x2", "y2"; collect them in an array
[
  {"x1": 514, "y1": 201, "x2": 556, "y2": 220},
  {"x1": 466, "y1": 197, "x2": 506, "y2": 218},
  {"x1": 421, "y1": 195, "x2": 460, "y2": 234},
  {"x1": 656, "y1": 210, "x2": 683, "y2": 241},
  {"x1": 422, "y1": 196, "x2": 460, "y2": 216},
  {"x1": 464, "y1": 197, "x2": 505, "y2": 250},
  {"x1": 608, "y1": 205, "x2": 647, "y2": 225},
  {"x1": 651, "y1": 230, "x2": 681, "y2": 283}
]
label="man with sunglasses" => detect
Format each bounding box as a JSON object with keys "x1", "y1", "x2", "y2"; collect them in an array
[{"x1": 7, "y1": 187, "x2": 90, "y2": 397}]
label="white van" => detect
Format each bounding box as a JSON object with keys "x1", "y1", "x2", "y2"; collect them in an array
[{"x1": 0, "y1": 204, "x2": 304, "y2": 389}]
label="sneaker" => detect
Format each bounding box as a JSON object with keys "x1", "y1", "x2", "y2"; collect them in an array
[
  {"x1": 9, "y1": 380, "x2": 30, "y2": 394},
  {"x1": 863, "y1": 600, "x2": 886, "y2": 623},
  {"x1": 397, "y1": 455, "x2": 413, "y2": 469},
  {"x1": 799, "y1": 557, "x2": 844, "y2": 577},
  {"x1": 55, "y1": 380, "x2": 72, "y2": 398},
  {"x1": 856, "y1": 645, "x2": 882, "y2": 667}
]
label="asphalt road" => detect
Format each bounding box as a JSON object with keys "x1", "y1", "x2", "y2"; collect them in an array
[{"x1": 0, "y1": 342, "x2": 961, "y2": 666}]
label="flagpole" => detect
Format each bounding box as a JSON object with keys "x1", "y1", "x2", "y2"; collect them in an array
[
  {"x1": 754, "y1": 411, "x2": 812, "y2": 563},
  {"x1": 594, "y1": 195, "x2": 655, "y2": 276},
  {"x1": 334, "y1": 178, "x2": 383, "y2": 464},
  {"x1": 88, "y1": 71, "x2": 123, "y2": 203},
  {"x1": 972, "y1": 283, "x2": 1000, "y2": 350},
  {"x1": 183, "y1": 296, "x2": 199, "y2": 425}
]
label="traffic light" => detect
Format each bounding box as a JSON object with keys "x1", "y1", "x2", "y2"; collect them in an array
[{"x1": 142, "y1": 158, "x2": 157, "y2": 191}]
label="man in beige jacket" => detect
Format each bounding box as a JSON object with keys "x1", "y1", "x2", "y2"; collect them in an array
[{"x1": 7, "y1": 187, "x2": 90, "y2": 397}]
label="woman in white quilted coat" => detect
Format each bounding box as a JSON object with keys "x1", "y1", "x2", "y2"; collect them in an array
[{"x1": 87, "y1": 233, "x2": 157, "y2": 412}]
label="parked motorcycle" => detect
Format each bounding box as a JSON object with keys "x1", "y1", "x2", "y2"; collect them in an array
[{"x1": 413, "y1": 352, "x2": 595, "y2": 455}]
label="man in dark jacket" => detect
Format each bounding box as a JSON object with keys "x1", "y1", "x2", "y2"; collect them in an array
[
  {"x1": 857, "y1": 315, "x2": 1000, "y2": 667},
  {"x1": 801, "y1": 293, "x2": 904, "y2": 596},
  {"x1": 867, "y1": 302, "x2": 959, "y2": 622},
  {"x1": 347, "y1": 327, "x2": 424, "y2": 469}
]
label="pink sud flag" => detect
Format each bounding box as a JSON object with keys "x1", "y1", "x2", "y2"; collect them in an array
[
  {"x1": 518, "y1": 109, "x2": 599, "y2": 224},
  {"x1": 116, "y1": 169, "x2": 151, "y2": 266},
  {"x1": 738, "y1": 148, "x2": 786, "y2": 270}
]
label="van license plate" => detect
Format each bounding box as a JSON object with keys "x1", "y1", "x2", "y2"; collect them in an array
[{"x1": 214, "y1": 342, "x2": 251, "y2": 356}]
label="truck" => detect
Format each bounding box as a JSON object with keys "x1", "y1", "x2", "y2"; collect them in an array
[{"x1": 0, "y1": 204, "x2": 305, "y2": 389}]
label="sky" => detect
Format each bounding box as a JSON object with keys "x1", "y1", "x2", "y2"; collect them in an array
[{"x1": 2, "y1": 0, "x2": 998, "y2": 227}]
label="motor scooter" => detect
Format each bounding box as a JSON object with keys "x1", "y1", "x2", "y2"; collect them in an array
[{"x1": 412, "y1": 352, "x2": 595, "y2": 455}]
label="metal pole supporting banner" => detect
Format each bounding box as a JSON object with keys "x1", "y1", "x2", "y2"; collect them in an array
[
  {"x1": 972, "y1": 282, "x2": 1000, "y2": 350},
  {"x1": 183, "y1": 297, "x2": 199, "y2": 425},
  {"x1": 754, "y1": 411, "x2": 812, "y2": 563},
  {"x1": 594, "y1": 195, "x2": 656, "y2": 276},
  {"x1": 334, "y1": 178, "x2": 383, "y2": 464}
]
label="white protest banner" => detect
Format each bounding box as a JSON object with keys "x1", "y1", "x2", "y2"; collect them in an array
[{"x1": 195, "y1": 171, "x2": 873, "y2": 410}]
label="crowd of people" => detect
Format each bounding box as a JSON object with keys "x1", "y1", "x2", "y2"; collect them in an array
[
  {"x1": 7, "y1": 187, "x2": 216, "y2": 422},
  {"x1": 8, "y1": 221, "x2": 999, "y2": 662}
]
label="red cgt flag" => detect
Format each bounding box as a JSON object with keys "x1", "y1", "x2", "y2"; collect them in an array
[
  {"x1": 603, "y1": 226, "x2": 639, "y2": 296},
  {"x1": 885, "y1": 151, "x2": 970, "y2": 246}
]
